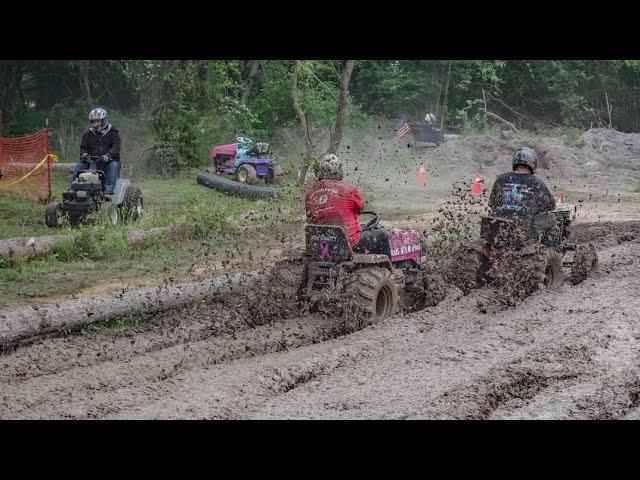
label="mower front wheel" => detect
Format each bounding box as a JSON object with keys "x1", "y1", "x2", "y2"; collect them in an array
[
  {"x1": 236, "y1": 164, "x2": 258, "y2": 184},
  {"x1": 45, "y1": 203, "x2": 64, "y2": 228}
]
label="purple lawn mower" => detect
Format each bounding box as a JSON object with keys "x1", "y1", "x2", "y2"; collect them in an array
[{"x1": 207, "y1": 136, "x2": 284, "y2": 185}]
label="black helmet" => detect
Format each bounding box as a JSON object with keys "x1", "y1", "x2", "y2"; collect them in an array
[{"x1": 512, "y1": 147, "x2": 538, "y2": 173}]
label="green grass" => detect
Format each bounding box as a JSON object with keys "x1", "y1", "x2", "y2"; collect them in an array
[
  {"x1": 0, "y1": 166, "x2": 304, "y2": 307},
  {"x1": 633, "y1": 182, "x2": 640, "y2": 193}
]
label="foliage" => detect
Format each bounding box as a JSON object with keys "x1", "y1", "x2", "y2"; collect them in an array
[{"x1": 4, "y1": 60, "x2": 640, "y2": 173}]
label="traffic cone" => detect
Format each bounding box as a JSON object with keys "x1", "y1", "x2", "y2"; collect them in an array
[
  {"x1": 417, "y1": 162, "x2": 427, "y2": 185},
  {"x1": 471, "y1": 172, "x2": 483, "y2": 196}
]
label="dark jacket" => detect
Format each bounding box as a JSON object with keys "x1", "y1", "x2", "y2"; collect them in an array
[
  {"x1": 488, "y1": 172, "x2": 555, "y2": 218},
  {"x1": 80, "y1": 125, "x2": 121, "y2": 162}
]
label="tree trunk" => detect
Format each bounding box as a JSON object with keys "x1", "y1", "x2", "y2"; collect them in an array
[
  {"x1": 78, "y1": 63, "x2": 92, "y2": 103},
  {"x1": 291, "y1": 61, "x2": 314, "y2": 186},
  {"x1": 240, "y1": 60, "x2": 262, "y2": 106},
  {"x1": 440, "y1": 62, "x2": 452, "y2": 130},
  {"x1": 0, "y1": 62, "x2": 24, "y2": 122},
  {"x1": 328, "y1": 60, "x2": 355, "y2": 155}
]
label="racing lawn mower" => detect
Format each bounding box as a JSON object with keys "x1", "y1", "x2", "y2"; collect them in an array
[
  {"x1": 45, "y1": 156, "x2": 143, "y2": 228},
  {"x1": 298, "y1": 212, "x2": 430, "y2": 321},
  {"x1": 207, "y1": 136, "x2": 284, "y2": 185},
  {"x1": 472, "y1": 200, "x2": 598, "y2": 290}
]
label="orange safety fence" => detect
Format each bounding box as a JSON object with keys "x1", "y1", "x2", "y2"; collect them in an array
[{"x1": 0, "y1": 125, "x2": 54, "y2": 202}]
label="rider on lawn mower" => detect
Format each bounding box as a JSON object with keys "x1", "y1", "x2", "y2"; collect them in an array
[
  {"x1": 485, "y1": 146, "x2": 559, "y2": 247},
  {"x1": 72, "y1": 107, "x2": 121, "y2": 199},
  {"x1": 305, "y1": 153, "x2": 388, "y2": 254}
]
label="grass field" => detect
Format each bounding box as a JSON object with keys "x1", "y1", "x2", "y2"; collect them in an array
[{"x1": 0, "y1": 167, "x2": 304, "y2": 308}]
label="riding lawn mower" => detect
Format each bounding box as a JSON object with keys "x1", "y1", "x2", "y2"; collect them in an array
[
  {"x1": 298, "y1": 212, "x2": 430, "y2": 321},
  {"x1": 471, "y1": 200, "x2": 598, "y2": 290},
  {"x1": 45, "y1": 155, "x2": 143, "y2": 228}
]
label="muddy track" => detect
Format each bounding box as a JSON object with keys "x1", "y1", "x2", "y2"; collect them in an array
[{"x1": 1, "y1": 223, "x2": 639, "y2": 419}]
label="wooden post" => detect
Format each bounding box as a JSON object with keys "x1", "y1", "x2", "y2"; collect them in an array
[{"x1": 605, "y1": 92, "x2": 612, "y2": 129}]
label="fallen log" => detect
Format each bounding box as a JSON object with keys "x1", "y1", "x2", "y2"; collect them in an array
[
  {"x1": 0, "y1": 224, "x2": 193, "y2": 260},
  {"x1": 0, "y1": 270, "x2": 262, "y2": 347},
  {"x1": 0, "y1": 235, "x2": 67, "y2": 259}
]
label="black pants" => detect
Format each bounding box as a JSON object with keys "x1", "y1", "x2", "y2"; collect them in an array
[{"x1": 353, "y1": 228, "x2": 391, "y2": 256}]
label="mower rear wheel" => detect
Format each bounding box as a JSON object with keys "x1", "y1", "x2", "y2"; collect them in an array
[
  {"x1": 266, "y1": 165, "x2": 284, "y2": 184},
  {"x1": 236, "y1": 164, "x2": 258, "y2": 184},
  {"x1": 447, "y1": 246, "x2": 488, "y2": 293},
  {"x1": 570, "y1": 244, "x2": 598, "y2": 285},
  {"x1": 123, "y1": 186, "x2": 144, "y2": 221},
  {"x1": 45, "y1": 203, "x2": 64, "y2": 228},
  {"x1": 344, "y1": 267, "x2": 398, "y2": 321},
  {"x1": 541, "y1": 250, "x2": 564, "y2": 290}
]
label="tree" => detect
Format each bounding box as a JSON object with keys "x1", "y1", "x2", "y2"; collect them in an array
[
  {"x1": 328, "y1": 60, "x2": 355, "y2": 154},
  {"x1": 240, "y1": 60, "x2": 262, "y2": 106},
  {"x1": 291, "y1": 61, "x2": 315, "y2": 186}
]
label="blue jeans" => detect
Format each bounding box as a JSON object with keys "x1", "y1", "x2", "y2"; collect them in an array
[{"x1": 72, "y1": 160, "x2": 121, "y2": 194}]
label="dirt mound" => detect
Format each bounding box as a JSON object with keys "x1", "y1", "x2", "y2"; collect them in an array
[
  {"x1": 416, "y1": 128, "x2": 640, "y2": 193},
  {"x1": 569, "y1": 220, "x2": 640, "y2": 248}
]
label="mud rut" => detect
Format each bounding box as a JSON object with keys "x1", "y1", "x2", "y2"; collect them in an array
[{"x1": 1, "y1": 222, "x2": 639, "y2": 420}]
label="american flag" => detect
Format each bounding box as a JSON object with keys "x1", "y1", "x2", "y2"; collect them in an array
[{"x1": 395, "y1": 118, "x2": 412, "y2": 139}]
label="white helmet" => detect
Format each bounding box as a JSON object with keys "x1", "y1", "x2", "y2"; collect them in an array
[
  {"x1": 89, "y1": 107, "x2": 108, "y2": 132},
  {"x1": 314, "y1": 153, "x2": 343, "y2": 180}
]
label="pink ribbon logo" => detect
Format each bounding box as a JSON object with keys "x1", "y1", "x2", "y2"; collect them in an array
[{"x1": 319, "y1": 241, "x2": 331, "y2": 260}]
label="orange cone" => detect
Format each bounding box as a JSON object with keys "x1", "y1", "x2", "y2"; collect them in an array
[
  {"x1": 417, "y1": 162, "x2": 427, "y2": 185},
  {"x1": 471, "y1": 172, "x2": 483, "y2": 196}
]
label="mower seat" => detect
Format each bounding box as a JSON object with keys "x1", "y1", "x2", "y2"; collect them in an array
[{"x1": 305, "y1": 225, "x2": 353, "y2": 263}]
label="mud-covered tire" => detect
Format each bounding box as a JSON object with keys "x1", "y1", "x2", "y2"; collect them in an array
[
  {"x1": 570, "y1": 244, "x2": 598, "y2": 285},
  {"x1": 446, "y1": 246, "x2": 488, "y2": 294},
  {"x1": 265, "y1": 165, "x2": 284, "y2": 185},
  {"x1": 68, "y1": 213, "x2": 83, "y2": 227},
  {"x1": 344, "y1": 267, "x2": 398, "y2": 321},
  {"x1": 491, "y1": 247, "x2": 563, "y2": 304},
  {"x1": 236, "y1": 164, "x2": 258, "y2": 185},
  {"x1": 45, "y1": 203, "x2": 63, "y2": 228},
  {"x1": 122, "y1": 186, "x2": 143, "y2": 221},
  {"x1": 399, "y1": 271, "x2": 429, "y2": 312},
  {"x1": 541, "y1": 250, "x2": 564, "y2": 290}
]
